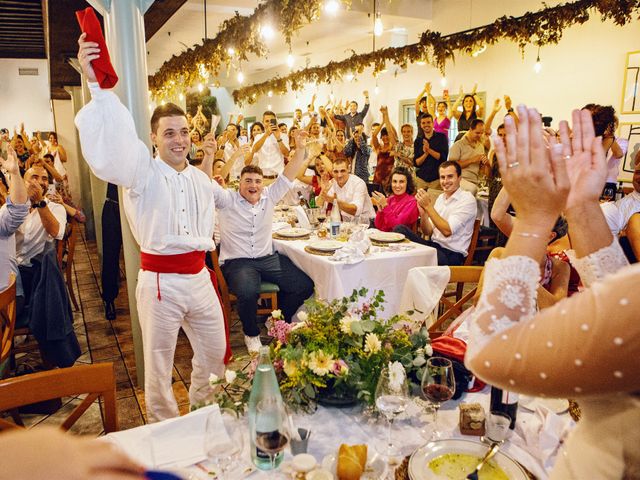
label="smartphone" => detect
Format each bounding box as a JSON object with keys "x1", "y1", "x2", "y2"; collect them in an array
[
  {"x1": 443, "y1": 88, "x2": 449, "y2": 97},
  {"x1": 239, "y1": 135, "x2": 248, "y2": 145},
  {"x1": 270, "y1": 118, "x2": 277, "y2": 126},
  {"x1": 47, "y1": 184, "x2": 56, "y2": 196}
]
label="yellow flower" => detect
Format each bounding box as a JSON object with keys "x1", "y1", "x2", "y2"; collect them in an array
[
  {"x1": 308, "y1": 350, "x2": 334, "y2": 376},
  {"x1": 283, "y1": 359, "x2": 299, "y2": 377},
  {"x1": 340, "y1": 315, "x2": 358, "y2": 334},
  {"x1": 364, "y1": 333, "x2": 382, "y2": 354}
]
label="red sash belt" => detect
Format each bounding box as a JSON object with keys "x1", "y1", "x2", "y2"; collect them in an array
[{"x1": 140, "y1": 251, "x2": 232, "y2": 364}]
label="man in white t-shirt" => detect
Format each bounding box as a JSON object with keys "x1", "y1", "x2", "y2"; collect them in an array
[
  {"x1": 319, "y1": 158, "x2": 375, "y2": 222},
  {"x1": 251, "y1": 110, "x2": 289, "y2": 184},
  {"x1": 394, "y1": 161, "x2": 477, "y2": 265},
  {"x1": 616, "y1": 160, "x2": 640, "y2": 228}
]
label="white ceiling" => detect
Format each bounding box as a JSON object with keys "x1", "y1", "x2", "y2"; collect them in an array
[{"x1": 145, "y1": 0, "x2": 434, "y2": 88}]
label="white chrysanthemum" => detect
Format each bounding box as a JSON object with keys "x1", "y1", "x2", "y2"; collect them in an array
[
  {"x1": 297, "y1": 311, "x2": 309, "y2": 322},
  {"x1": 425, "y1": 344, "x2": 433, "y2": 356},
  {"x1": 271, "y1": 309, "x2": 283, "y2": 319},
  {"x1": 224, "y1": 369, "x2": 237, "y2": 383},
  {"x1": 291, "y1": 322, "x2": 306, "y2": 331},
  {"x1": 388, "y1": 361, "x2": 406, "y2": 392},
  {"x1": 208, "y1": 373, "x2": 219, "y2": 385},
  {"x1": 308, "y1": 350, "x2": 334, "y2": 376},
  {"x1": 364, "y1": 333, "x2": 382, "y2": 354}
]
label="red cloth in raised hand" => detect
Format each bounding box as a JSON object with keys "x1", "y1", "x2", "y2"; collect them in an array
[{"x1": 75, "y1": 7, "x2": 118, "y2": 89}]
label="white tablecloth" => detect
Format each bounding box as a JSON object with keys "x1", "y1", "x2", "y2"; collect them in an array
[
  {"x1": 273, "y1": 237, "x2": 438, "y2": 317},
  {"x1": 106, "y1": 388, "x2": 574, "y2": 479}
]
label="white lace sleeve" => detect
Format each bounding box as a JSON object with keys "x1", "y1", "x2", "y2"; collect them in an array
[
  {"x1": 566, "y1": 238, "x2": 629, "y2": 287},
  {"x1": 466, "y1": 256, "x2": 540, "y2": 362}
]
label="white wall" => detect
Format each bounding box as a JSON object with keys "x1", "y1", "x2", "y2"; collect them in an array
[
  {"x1": 52, "y1": 99, "x2": 82, "y2": 203},
  {"x1": 235, "y1": 2, "x2": 640, "y2": 178},
  {"x1": 0, "y1": 58, "x2": 54, "y2": 132}
]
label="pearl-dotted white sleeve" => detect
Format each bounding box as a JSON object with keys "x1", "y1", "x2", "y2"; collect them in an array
[
  {"x1": 466, "y1": 248, "x2": 639, "y2": 398},
  {"x1": 566, "y1": 238, "x2": 629, "y2": 287}
]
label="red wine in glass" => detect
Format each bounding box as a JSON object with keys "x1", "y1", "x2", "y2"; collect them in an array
[{"x1": 423, "y1": 383, "x2": 454, "y2": 403}]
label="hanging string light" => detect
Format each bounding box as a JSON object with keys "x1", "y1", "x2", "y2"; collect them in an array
[{"x1": 534, "y1": 46, "x2": 542, "y2": 73}]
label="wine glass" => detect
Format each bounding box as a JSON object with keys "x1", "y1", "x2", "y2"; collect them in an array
[
  {"x1": 421, "y1": 357, "x2": 455, "y2": 439},
  {"x1": 375, "y1": 364, "x2": 409, "y2": 463},
  {"x1": 254, "y1": 398, "x2": 289, "y2": 472},
  {"x1": 204, "y1": 408, "x2": 245, "y2": 479}
]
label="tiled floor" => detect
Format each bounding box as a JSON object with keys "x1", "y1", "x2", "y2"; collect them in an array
[{"x1": 11, "y1": 227, "x2": 262, "y2": 434}]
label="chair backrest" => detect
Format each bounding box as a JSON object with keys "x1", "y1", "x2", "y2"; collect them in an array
[
  {"x1": 56, "y1": 218, "x2": 76, "y2": 269},
  {"x1": 209, "y1": 250, "x2": 232, "y2": 320},
  {"x1": 429, "y1": 266, "x2": 483, "y2": 339},
  {"x1": 464, "y1": 219, "x2": 482, "y2": 266},
  {"x1": 0, "y1": 363, "x2": 118, "y2": 433},
  {"x1": 0, "y1": 274, "x2": 17, "y2": 366}
]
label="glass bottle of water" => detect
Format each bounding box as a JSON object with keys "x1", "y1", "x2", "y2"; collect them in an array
[{"x1": 248, "y1": 346, "x2": 285, "y2": 470}]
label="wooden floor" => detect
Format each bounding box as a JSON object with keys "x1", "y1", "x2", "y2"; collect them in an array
[{"x1": 10, "y1": 227, "x2": 263, "y2": 434}]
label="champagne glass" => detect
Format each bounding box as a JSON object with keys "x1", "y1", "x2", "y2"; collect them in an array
[
  {"x1": 421, "y1": 357, "x2": 455, "y2": 439},
  {"x1": 254, "y1": 398, "x2": 289, "y2": 471},
  {"x1": 204, "y1": 408, "x2": 245, "y2": 479},
  {"x1": 375, "y1": 364, "x2": 409, "y2": 463}
]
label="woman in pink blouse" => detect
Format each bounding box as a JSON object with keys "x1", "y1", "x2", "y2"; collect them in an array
[{"x1": 372, "y1": 166, "x2": 419, "y2": 232}]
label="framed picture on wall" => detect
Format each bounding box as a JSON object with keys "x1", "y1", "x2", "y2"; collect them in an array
[
  {"x1": 621, "y1": 50, "x2": 640, "y2": 114},
  {"x1": 618, "y1": 122, "x2": 640, "y2": 181}
]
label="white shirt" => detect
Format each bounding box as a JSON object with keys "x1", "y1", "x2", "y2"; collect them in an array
[
  {"x1": 75, "y1": 83, "x2": 216, "y2": 255},
  {"x1": 430, "y1": 187, "x2": 477, "y2": 256},
  {"x1": 616, "y1": 190, "x2": 640, "y2": 228},
  {"x1": 600, "y1": 201, "x2": 624, "y2": 237},
  {"x1": 327, "y1": 174, "x2": 375, "y2": 221},
  {"x1": 253, "y1": 132, "x2": 287, "y2": 176},
  {"x1": 213, "y1": 175, "x2": 294, "y2": 263},
  {"x1": 15, "y1": 199, "x2": 66, "y2": 266}
]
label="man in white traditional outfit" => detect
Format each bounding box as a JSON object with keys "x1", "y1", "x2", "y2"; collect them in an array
[{"x1": 74, "y1": 33, "x2": 228, "y2": 422}]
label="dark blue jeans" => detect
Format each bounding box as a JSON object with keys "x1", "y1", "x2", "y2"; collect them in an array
[
  {"x1": 393, "y1": 225, "x2": 465, "y2": 266},
  {"x1": 221, "y1": 253, "x2": 314, "y2": 337}
]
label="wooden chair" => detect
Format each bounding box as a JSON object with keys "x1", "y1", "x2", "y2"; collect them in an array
[
  {"x1": 208, "y1": 251, "x2": 279, "y2": 320},
  {"x1": 0, "y1": 362, "x2": 118, "y2": 433},
  {"x1": 0, "y1": 274, "x2": 17, "y2": 372},
  {"x1": 429, "y1": 266, "x2": 483, "y2": 339},
  {"x1": 440, "y1": 219, "x2": 482, "y2": 304},
  {"x1": 56, "y1": 218, "x2": 79, "y2": 311}
]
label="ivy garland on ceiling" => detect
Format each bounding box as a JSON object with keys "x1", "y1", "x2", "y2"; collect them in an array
[
  {"x1": 231, "y1": 0, "x2": 640, "y2": 105},
  {"x1": 148, "y1": 0, "x2": 352, "y2": 99}
]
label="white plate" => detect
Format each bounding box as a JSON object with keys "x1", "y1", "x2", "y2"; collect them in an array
[
  {"x1": 519, "y1": 395, "x2": 569, "y2": 414},
  {"x1": 277, "y1": 227, "x2": 311, "y2": 238},
  {"x1": 322, "y1": 451, "x2": 388, "y2": 480},
  {"x1": 369, "y1": 231, "x2": 406, "y2": 243},
  {"x1": 408, "y1": 439, "x2": 528, "y2": 480},
  {"x1": 308, "y1": 240, "x2": 344, "y2": 252}
]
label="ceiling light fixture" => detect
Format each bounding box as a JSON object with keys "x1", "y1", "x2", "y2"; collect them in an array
[
  {"x1": 237, "y1": 71, "x2": 245, "y2": 83},
  {"x1": 534, "y1": 47, "x2": 542, "y2": 74},
  {"x1": 345, "y1": 72, "x2": 355, "y2": 82},
  {"x1": 179, "y1": 93, "x2": 184, "y2": 101},
  {"x1": 260, "y1": 24, "x2": 275, "y2": 40},
  {"x1": 198, "y1": 83, "x2": 204, "y2": 92},
  {"x1": 440, "y1": 76, "x2": 447, "y2": 87},
  {"x1": 267, "y1": 104, "x2": 272, "y2": 110},
  {"x1": 227, "y1": 47, "x2": 235, "y2": 56},
  {"x1": 471, "y1": 44, "x2": 487, "y2": 57},
  {"x1": 287, "y1": 53, "x2": 295, "y2": 68},
  {"x1": 268, "y1": 90, "x2": 273, "y2": 97},
  {"x1": 325, "y1": 0, "x2": 340, "y2": 15},
  {"x1": 374, "y1": 12, "x2": 383, "y2": 36}
]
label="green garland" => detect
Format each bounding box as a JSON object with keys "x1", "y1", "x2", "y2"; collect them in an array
[
  {"x1": 232, "y1": 0, "x2": 640, "y2": 105},
  {"x1": 149, "y1": 0, "x2": 350, "y2": 99}
]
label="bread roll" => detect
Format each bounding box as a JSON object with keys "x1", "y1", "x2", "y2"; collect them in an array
[{"x1": 337, "y1": 444, "x2": 367, "y2": 480}]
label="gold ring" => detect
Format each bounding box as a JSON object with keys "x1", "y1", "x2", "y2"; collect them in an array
[{"x1": 508, "y1": 162, "x2": 520, "y2": 168}]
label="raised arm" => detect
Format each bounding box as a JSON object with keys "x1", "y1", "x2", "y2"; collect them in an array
[
  {"x1": 415, "y1": 82, "x2": 429, "y2": 117},
  {"x1": 74, "y1": 33, "x2": 151, "y2": 193},
  {"x1": 198, "y1": 133, "x2": 217, "y2": 179},
  {"x1": 489, "y1": 187, "x2": 514, "y2": 237},
  {"x1": 471, "y1": 84, "x2": 484, "y2": 118},
  {"x1": 484, "y1": 98, "x2": 501, "y2": 135},
  {"x1": 283, "y1": 130, "x2": 310, "y2": 181},
  {"x1": 450, "y1": 86, "x2": 464, "y2": 121}
]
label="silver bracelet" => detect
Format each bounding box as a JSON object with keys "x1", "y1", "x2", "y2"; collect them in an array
[{"x1": 516, "y1": 231, "x2": 543, "y2": 239}]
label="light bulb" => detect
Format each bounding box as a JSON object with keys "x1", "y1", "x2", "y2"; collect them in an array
[
  {"x1": 260, "y1": 24, "x2": 275, "y2": 40},
  {"x1": 161, "y1": 99, "x2": 166, "y2": 106},
  {"x1": 471, "y1": 45, "x2": 487, "y2": 57},
  {"x1": 534, "y1": 57, "x2": 542, "y2": 74},
  {"x1": 345, "y1": 72, "x2": 355, "y2": 82},
  {"x1": 267, "y1": 104, "x2": 272, "y2": 110},
  {"x1": 329, "y1": 93, "x2": 335, "y2": 102},
  {"x1": 440, "y1": 76, "x2": 447, "y2": 87},
  {"x1": 268, "y1": 90, "x2": 273, "y2": 98},
  {"x1": 179, "y1": 93, "x2": 184, "y2": 101},
  {"x1": 324, "y1": 0, "x2": 340, "y2": 15},
  {"x1": 287, "y1": 53, "x2": 295, "y2": 68},
  {"x1": 374, "y1": 13, "x2": 383, "y2": 36},
  {"x1": 197, "y1": 83, "x2": 203, "y2": 92},
  {"x1": 237, "y1": 71, "x2": 244, "y2": 83},
  {"x1": 227, "y1": 47, "x2": 235, "y2": 56},
  {"x1": 374, "y1": 85, "x2": 380, "y2": 95},
  {"x1": 416, "y1": 60, "x2": 426, "y2": 66},
  {"x1": 294, "y1": 95, "x2": 300, "y2": 107}
]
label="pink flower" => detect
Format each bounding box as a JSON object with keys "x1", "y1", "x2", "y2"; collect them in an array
[
  {"x1": 273, "y1": 358, "x2": 284, "y2": 373},
  {"x1": 331, "y1": 359, "x2": 349, "y2": 376},
  {"x1": 267, "y1": 319, "x2": 293, "y2": 344}
]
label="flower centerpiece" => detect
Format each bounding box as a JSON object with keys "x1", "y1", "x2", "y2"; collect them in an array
[{"x1": 267, "y1": 289, "x2": 432, "y2": 410}]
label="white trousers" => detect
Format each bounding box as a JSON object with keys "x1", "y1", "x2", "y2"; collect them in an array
[{"x1": 136, "y1": 268, "x2": 226, "y2": 422}]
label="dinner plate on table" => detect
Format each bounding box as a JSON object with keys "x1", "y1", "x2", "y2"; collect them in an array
[
  {"x1": 322, "y1": 451, "x2": 388, "y2": 479},
  {"x1": 307, "y1": 240, "x2": 344, "y2": 252},
  {"x1": 408, "y1": 439, "x2": 528, "y2": 480},
  {"x1": 519, "y1": 395, "x2": 569, "y2": 414},
  {"x1": 277, "y1": 227, "x2": 311, "y2": 238},
  {"x1": 368, "y1": 231, "x2": 406, "y2": 243}
]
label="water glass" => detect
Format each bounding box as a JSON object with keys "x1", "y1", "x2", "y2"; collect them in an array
[
  {"x1": 484, "y1": 411, "x2": 511, "y2": 444},
  {"x1": 204, "y1": 409, "x2": 245, "y2": 479}
]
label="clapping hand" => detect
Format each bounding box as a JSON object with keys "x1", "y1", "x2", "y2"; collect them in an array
[
  {"x1": 371, "y1": 191, "x2": 387, "y2": 209},
  {"x1": 0, "y1": 145, "x2": 19, "y2": 175},
  {"x1": 493, "y1": 98, "x2": 501, "y2": 112},
  {"x1": 493, "y1": 105, "x2": 571, "y2": 228},
  {"x1": 292, "y1": 128, "x2": 309, "y2": 150},
  {"x1": 504, "y1": 95, "x2": 513, "y2": 111},
  {"x1": 415, "y1": 188, "x2": 431, "y2": 211}
]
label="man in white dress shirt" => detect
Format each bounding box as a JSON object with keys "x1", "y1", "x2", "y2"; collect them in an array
[
  {"x1": 394, "y1": 161, "x2": 477, "y2": 265},
  {"x1": 319, "y1": 158, "x2": 375, "y2": 222},
  {"x1": 75, "y1": 33, "x2": 227, "y2": 422},
  {"x1": 251, "y1": 110, "x2": 289, "y2": 185},
  {"x1": 209, "y1": 130, "x2": 314, "y2": 353},
  {"x1": 616, "y1": 160, "x2": 640, "y2": 228}
]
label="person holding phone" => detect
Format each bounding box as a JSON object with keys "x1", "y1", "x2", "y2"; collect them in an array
[{"x1": 251, "y1": 111, "x2": 289, "y2": 185}]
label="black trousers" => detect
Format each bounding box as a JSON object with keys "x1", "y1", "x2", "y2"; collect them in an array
[
  {"x1": 221, "y1": 252, "x2": 314, "y2": 337},
  {"x1": 101, "y1": 190, "x2": 122, "y2": 303},
  {"x1": 393, "y1": 225, "x2": 465, "y2": 266}
]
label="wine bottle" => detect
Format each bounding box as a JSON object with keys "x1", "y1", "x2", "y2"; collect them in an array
[
  {"x1": 489, "y1": 386, "x2": 518, "y2": 430},
  {"x1": 615, "y1": 181, "x2": 625, "y2": 202},
  {"x1": 248, "y1": 346, "x2": 285, "y2": 470},
  {"x1": 330, "y1": 198, "x2": 341, "y2": 238},
  {"x1": 309, "y1": 190, "x2": 317, "y2": 209}
]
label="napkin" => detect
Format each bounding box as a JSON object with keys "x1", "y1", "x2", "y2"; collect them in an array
[
  {"x1": 105, "y1": 404, "x2": 220, "y2": 468},
  {"x1": 75, "y1": 7, "x2": 119, "y2": 89},
  {"x1": 272, "y1": 222, "x2": 290, "y2": 233},
  {"x1": 330, "y1": 230, "x2": 371, "y2": 264},
  {"x1": 399, "y1": 266, "x2": 451, "y2": 326},
  {"x1": 293, "y1": 205, "x2": 312, "y2": 229}
]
